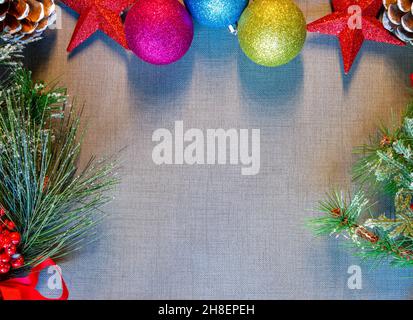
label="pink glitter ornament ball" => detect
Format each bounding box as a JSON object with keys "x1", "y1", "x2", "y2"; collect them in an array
[{"x1": 125, "y1": 0, "x2": 194, "y2": 65}]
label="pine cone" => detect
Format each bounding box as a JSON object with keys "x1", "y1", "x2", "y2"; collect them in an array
[
  {"x1": 382, "y1": 0, "x2": 413, "y2": 44},
  {"x1": 0, "y1": 0, "x2": 56, "y2": 43}
]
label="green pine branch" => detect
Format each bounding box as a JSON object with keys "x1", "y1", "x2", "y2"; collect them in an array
[
  {"x1": 310, "y1": 190, "x2": 413, "y2": 267},
  {"x1": 310, "y1": 103, "x2": 413, "y2": 268},
  {"x1": 0, "y1": 63, "x2": 119, "y2": 277}
]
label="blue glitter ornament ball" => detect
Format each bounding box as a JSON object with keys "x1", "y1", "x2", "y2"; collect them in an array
[{"x1": 184, "y1": 0, "x2": 248, "y2": 28}]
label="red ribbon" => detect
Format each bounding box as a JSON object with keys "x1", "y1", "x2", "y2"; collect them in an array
[{"x1": 0, "y1": 258, "x2": 69, "y2": 300}]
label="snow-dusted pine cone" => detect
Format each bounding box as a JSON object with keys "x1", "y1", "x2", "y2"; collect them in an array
[
  {"x1": 0, "y1": 0, "x2": 56, "y2": 43},
  {"x1": 382, "y1": 0, "x2": 413, "y2": 44}
]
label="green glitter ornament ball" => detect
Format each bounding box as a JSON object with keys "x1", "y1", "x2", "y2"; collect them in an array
[{"x1": 237, "y1": 0, "x2": 307, "y2": 67}]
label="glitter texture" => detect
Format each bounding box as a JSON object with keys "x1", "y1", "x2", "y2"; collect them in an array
[
  {"x1": 61, "y1": 0, "x2": 136, "y2": 52},
  {"x1": 237, "y1": 0, "x2": 307, "y2": 67},
  {"x1": 184, "y1": 0, "x2": 248, "y2": 28},
  {"x1": 125, "y1": 0, "x2": 194, "y2": 65},
  {"x1": 307, "y1": 0, "x2": 405, "y2": 74}
]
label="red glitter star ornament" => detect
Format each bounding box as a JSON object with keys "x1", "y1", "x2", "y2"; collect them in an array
[
  {"x1": 61, "y1": 0, "x2": 136, "y2": 52},
  {"x1": 307, "y1": 0, "x2": 405, "y2": 74}
]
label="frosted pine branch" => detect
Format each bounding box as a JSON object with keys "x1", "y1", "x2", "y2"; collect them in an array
[{"x1": 0, "y1": 42, "x2": 25, "y2": 67}]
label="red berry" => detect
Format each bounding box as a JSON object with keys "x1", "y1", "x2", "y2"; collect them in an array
[
  {"x1": 0, "y1": 263, "x2": 10, "y2": 274},
  {"x1": 0, "y1": 253, "x2": 10, "y2": 263},
  {"x1": 0, "y1": 208, "x2": 5, "y2": 217},
  {"x1": 6, "y1": 245, "x2": 16, "y2": 256},
  {"x1": 1, "y1": 236, "x2": 11, "y2": 249},
  {"x1": 4, "y1": 220, "x2": 15, "y2": 231},
  {"x1": 9, "y1": 232, "x2": 20, "y2": 245},
  {"x1": 11, "y1": 256, "x2": 24, "y2": 268}
]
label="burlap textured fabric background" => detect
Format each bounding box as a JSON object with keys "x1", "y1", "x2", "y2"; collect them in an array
[{"x1": 27, "y1": 1, "x2": 413, "y2": 299}]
